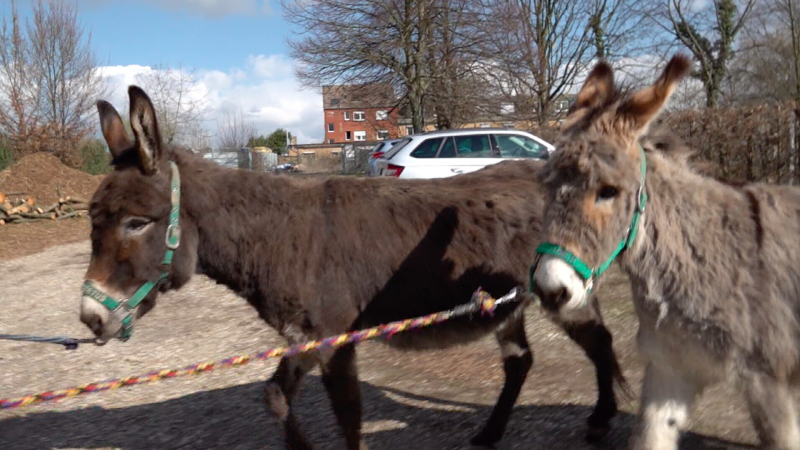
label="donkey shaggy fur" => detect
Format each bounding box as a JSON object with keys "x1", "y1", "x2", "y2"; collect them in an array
[{"x1": 534, "y1": 54, "x2": 800, "y2": 450}]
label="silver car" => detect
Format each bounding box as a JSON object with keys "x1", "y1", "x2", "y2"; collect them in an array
[{"x1": 366, "y1": 139, "x2": 400, "y2": 177}]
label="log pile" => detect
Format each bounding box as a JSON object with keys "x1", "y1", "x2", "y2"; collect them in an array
[{"x1": 0, "y1": 191, "x2": 88, "y2": 226}]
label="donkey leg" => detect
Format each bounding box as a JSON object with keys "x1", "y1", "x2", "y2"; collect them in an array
[
  {"x1": 320, "y1": 343, "x2": 368, "y2": 450},
  {"x1": 628, "y1": 361, "x2": 702, "y2": 450},
  {"x1": 264, "y1": 353, "x2": 318, "y2": 450},
  {"x1": 741, "y1": 372, "x2": 800, "y2": 449},
  {"x1": 470, "y1": 313, "x2": 533, "y2": 447},
  {"x1": 556, "y1": 299, "x2": 624, "y2": 442}
]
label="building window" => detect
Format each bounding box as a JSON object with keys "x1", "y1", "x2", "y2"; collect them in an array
[
  {"x1": 328, "y1": 139, "x2": 334, "y2": 144},
  {"x1": 405, "y1": 125, "x2": 414, "y2": 135},
  {"x1": 479, "y1": 122, "x2": 490, "y2": 128},
  {"x1": 354, "y1": 111, "x2": 365, "y2": 121},
  {"x1": 327, "y1": 123, "x2": 334, "y2": 132},
  {"x1": 556, "y1": 100, "x2": 569, "y2": 112},
  {"x1": 345, "y1": 131, "x2": 352, "y2": 141},
  {"x1": 344, "y1": 111, "x2": 351, "y2": 121},
  {"x1": 377, "y1": 130, "x2": 389, "y2": 140},
  {"x1": 376, "y1": 110, "x2": 388, "y2": 121},
  {"x1": 354, "y1": 131, "x2": 366, "y2": 141},
  {"x1": 330, "y1": 99, "x2": 340, "y2": 107}
]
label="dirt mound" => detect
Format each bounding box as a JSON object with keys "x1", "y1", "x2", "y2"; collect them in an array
[{"x1": 0, "y1": 153, "x2": 104, "y2": 205}]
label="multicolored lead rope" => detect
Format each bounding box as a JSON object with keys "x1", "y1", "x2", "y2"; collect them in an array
[{"x1": 0, "y1": 287, "x2": 521, "y2": 411}]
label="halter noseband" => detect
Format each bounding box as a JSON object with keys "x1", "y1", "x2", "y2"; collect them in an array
[
  {"x1": 530, "y1": 145, "x2": 647, "y2": 299},
  {"x1": 81, "y1": 161, "x2": 182, "y2": 341}
]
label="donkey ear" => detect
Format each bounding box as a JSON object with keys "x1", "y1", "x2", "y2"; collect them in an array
[
  {"x1": 569, "y1": 61, "x2": 615, "y2": 116},
  {"x1": 128, "y1": 85, "x2": 163, "y2": 175},
  {"x1": 96, "y1": 100, "x2": 132, "y2": 160},
  {"x1": 618, "y1": 54, "x2": 692, "y2": 134}
]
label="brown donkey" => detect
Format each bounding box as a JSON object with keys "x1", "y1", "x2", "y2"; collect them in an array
[
  {"x1": 79, "y1": 86, "x2": 627, "y2": 449},
  {"x1": 532, "y1": 54, "x2": 800, "y2": 450}
]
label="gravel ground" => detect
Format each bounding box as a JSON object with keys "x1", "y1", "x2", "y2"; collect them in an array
[{"x1": 0, "y1": 240, "x2": 762, "y2": 449}]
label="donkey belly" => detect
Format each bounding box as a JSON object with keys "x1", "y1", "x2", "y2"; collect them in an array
[
  {"x1": 634, "y1": 299, "x2": 728, "y2": 387},
  {"x1": 367, "y1": 301, "x2": 527, "y2": 351}
]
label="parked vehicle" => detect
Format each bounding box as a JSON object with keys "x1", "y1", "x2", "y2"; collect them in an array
[
  {"x1": 366, "y1": 139, "x2": 400, "y2": 177},
  {"x1": 375, "y1": 128, "x2": 554, "y2": 179}
]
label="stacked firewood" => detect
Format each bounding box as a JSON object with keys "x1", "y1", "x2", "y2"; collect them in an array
[{"x1": 0, "y1": 191, "x2": 88, "y2": 225}]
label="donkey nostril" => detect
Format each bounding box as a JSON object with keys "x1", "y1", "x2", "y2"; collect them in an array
[
  {"x1": 555, "y1": 287, "x2": 570, "y2": 305},
  {"x1": 88, "y1": 316, "x2": 104, "y2": 336}
]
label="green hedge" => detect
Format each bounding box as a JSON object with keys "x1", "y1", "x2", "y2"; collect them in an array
[
  {"x1": 80, "y1": 139, "x2": 111, "y2": 175},
  {"x1": 0, "y1": 138, "x2": 13, "y2": 171}
]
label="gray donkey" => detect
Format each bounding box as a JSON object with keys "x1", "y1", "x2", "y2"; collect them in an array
[{"x1": 531, "y1": 54, "x2": 800, "y2": 450}]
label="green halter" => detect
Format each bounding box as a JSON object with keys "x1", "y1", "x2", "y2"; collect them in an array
[
  {"x1": 81, "y1": 161, "x2": 182, "y2": 341},
  {"x1": 530, "y1": 146, "x2": 647, "y2": 298}
]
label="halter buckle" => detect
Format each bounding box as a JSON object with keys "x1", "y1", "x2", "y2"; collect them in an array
[
  {"x1": 636, "y1": 184, "x2": 646, "y2": 213},
  {"x1": 165, "y1": 223, "x2": 181, "y2": 249}
]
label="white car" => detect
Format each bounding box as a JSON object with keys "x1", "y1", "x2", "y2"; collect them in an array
[
  {"x1": 375, "y1": 128, "x2": 554, "y2": 179},
  {"x1": 366, "y1": 139, "x2": 400, "y2": 177}
]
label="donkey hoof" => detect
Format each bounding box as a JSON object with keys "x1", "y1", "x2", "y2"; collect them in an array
[
  {"x1": 469, "y1": 431, "x2": 499, "y2": 448},
  {"x1": 585, "y1": 424, "x2": 611, "y2": 443}
]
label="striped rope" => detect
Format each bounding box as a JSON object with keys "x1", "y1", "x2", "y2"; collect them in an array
[{"x1": 0, "y1": 287, "x2": 521, "y2": 411}]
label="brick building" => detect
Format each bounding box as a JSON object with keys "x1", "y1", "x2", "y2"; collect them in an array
[{"x1": 322, "y1": 83, "x2": 402, "y2": 143}]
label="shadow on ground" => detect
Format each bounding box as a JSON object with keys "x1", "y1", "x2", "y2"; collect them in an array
[{"x1": 0, "y1": 376, "x2": 754, "y2": 450}]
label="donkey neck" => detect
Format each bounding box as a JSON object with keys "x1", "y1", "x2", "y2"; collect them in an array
[
  {"x1": 620, "y1": 151, "x2": 760, "y2": 303},
  {"x1": 172, "y1": 150, "x2": 297, "y2": 294}
]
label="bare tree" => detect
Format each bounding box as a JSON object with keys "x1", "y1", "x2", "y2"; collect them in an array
[
  {"x1": 134, "y1": 63, "x2": 208, "y2": 146},
  {"x1": 0, "y1": 1, "x2": 41, "y2": 155},
  {"x1": 479, "y1": 0, "x2": 595, "y2": 126},
  {"x1": 283, "y1": 0, "x2": 490, "y2": 133},
  {"x1": 650, "y1": 0, "x2": 756, "y2": 107},
  {"x1": 587, "y1": 0, "x2": 646, "y2": 60},
  {"x1": 216, "y1": 104, "x2": 257, "y2": 151},
  {"x1": 424, "y1": 1, "x2": 494, "y2": 129},
  {"x1": 732, "y1": 0, "x2": 800, "y2": 104},
  {"x1": 181, "y1": 120, "x2": 215, "y2": 154},
  {"x1": 26, "y1": 0, "x2": 108, "y2": 165}
]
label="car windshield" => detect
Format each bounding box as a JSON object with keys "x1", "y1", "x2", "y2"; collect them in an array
[{"x1": 384, "y1": 137, "x2": 412, "y2": 159}]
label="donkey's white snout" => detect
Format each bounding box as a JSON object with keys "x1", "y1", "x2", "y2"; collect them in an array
[
  {"x1": 533, "y1": 255, "x2": 589, "y2": 315},
  {"x1": 80, "y1": 285, "x2": 122, "y2": 342}
]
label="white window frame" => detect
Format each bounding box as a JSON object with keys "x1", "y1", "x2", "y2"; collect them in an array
[
  {"x1": 479, "y1": 122, "x2": 490, "y2": 128},
  {"x1": 354, "y1": 111, "x2": 365, "y2": 121},
  {"x1": 344, "y1": 111, "x2": 351, "y2": 121},
  {"x1": 377, "y1": 130, "x2": 389, "y2": 140},
  {"x1": 327, "y1": 123, "x2": 334, "y2": 132},
  {"x1": 376, "y1": 110, "x2": 388, "y2": 121},
  {"x1": 405, "y1": 125, "x2": 414, "y2": 135},
  {"x1": 345, "y1": 131, "x2": 352, "y2": 141},
  {"x1": 354, "y1": 131, "x2": 366, "y2": 141}
]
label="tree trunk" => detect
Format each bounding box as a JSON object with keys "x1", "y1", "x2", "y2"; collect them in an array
[
  {"x1": 409, "y1": 88, "x2": 425, "y2": 133},
  {"x1": 705, "y1": 78, "x2": 719, "y2": 107}
]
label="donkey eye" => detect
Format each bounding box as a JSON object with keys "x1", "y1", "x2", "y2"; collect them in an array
[
  {"x1": 124, "y1": 217, "x2": 152, "y2": 233},
  {"x1": 596, "y1": 186, "x2": 618, "y2": 202}
]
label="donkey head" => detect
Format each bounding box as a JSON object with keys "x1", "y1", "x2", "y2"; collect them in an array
[
  {"x1": 80, "y1": 86, "x2": 197, "y2": 343},
  {"x1": 531, "y1": 55, "x2": 691, "y2": 315}
]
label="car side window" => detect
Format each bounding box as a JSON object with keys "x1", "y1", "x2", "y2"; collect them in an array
[
  {"x1": 494, "y1": 134, "x2": 548, "y2": 159},
  {"x1": 437, "y1": 137, "x2": 456, "y2": 158},
  {"x1": 454, "y1": 135, "x2": 494, "y2": 158},
  {"x1": 410, "y1": 138, "x2": 443, "y2": 158}
]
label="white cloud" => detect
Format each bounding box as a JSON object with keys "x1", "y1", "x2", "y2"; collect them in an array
[
  {"x1": 79, "y1": 0, "x2": 272, "y2": 19},
  {"x1": 247, "y1": 54, "x2": 295, "y2": 79},
  {"x1": 98, "y1": 54, "x2": 324, "y2": 145}
]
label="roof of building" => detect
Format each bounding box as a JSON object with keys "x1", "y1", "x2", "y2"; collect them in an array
[{"x1": 322, "y1": 83, "x2": 397, "y2": 109}]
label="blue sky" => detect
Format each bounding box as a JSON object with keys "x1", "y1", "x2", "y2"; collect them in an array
[{"x1": 2, "y1": 0, "x2": 325, "y2": 144}]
